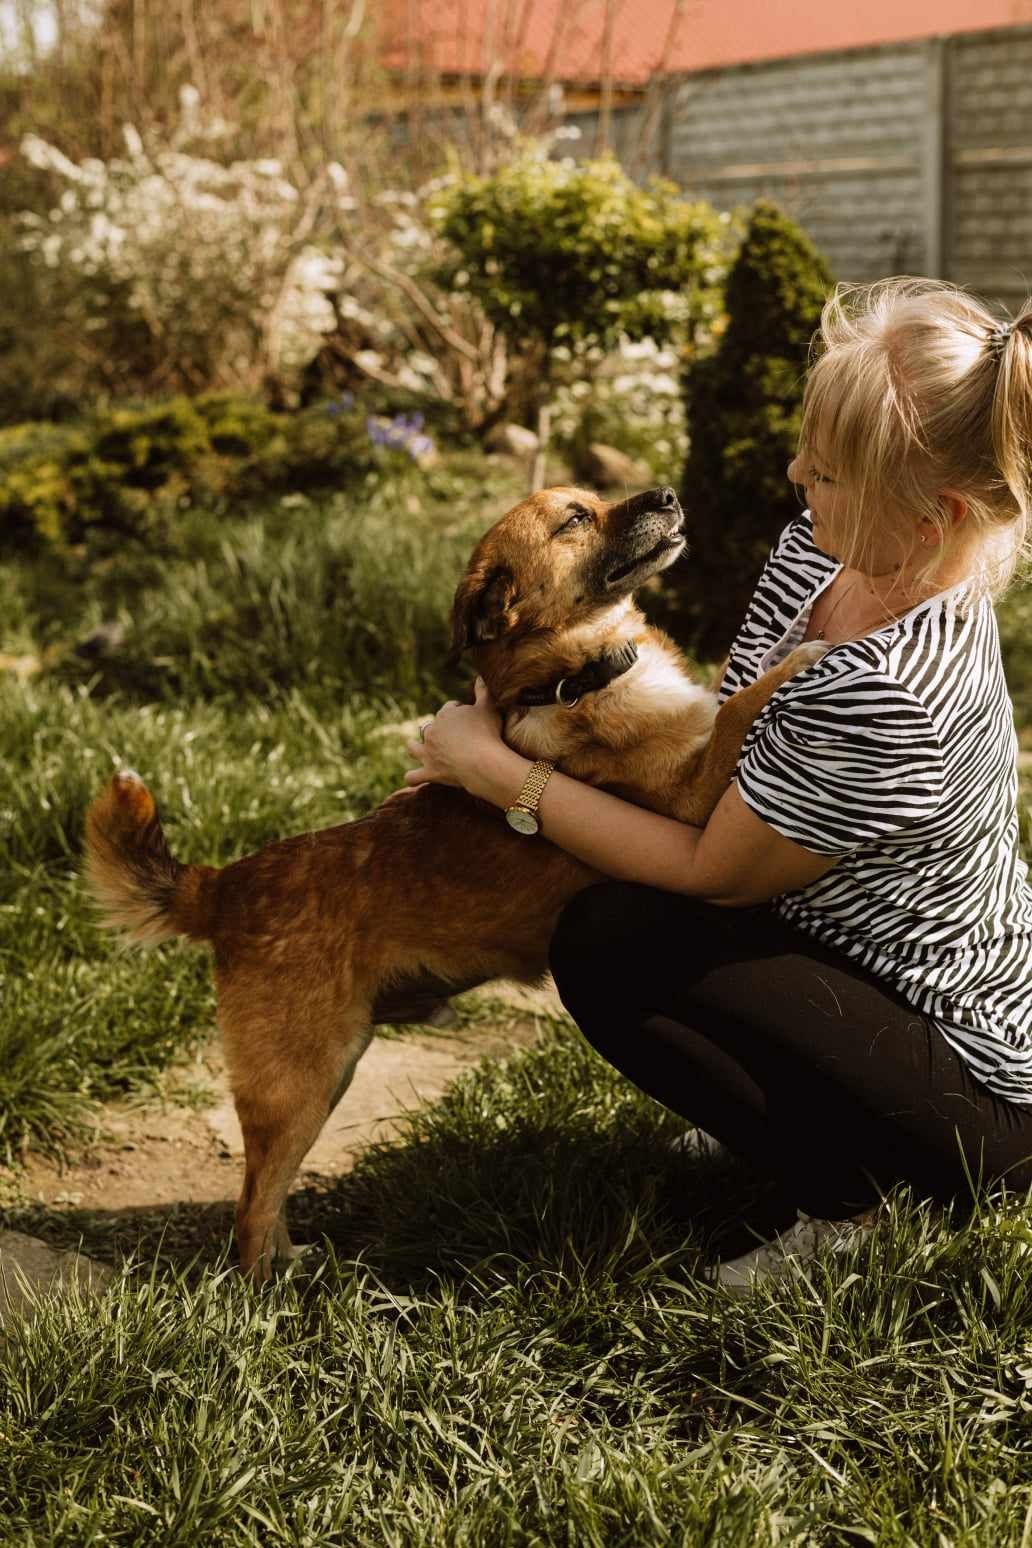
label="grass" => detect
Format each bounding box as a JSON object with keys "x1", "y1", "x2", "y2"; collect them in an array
[
  {"x1": 2, "y1": 452, "x2": 1032, "y2": 1543},
  {"x1": 0, "y1": 680, "x2": 431, "y2": 1158},
  {"x1": 5, "y1": 1025, "x2": 1032, "y2": 1544}
]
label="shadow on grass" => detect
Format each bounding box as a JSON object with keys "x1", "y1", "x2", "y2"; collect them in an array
[{"x1": 3, "y1": 1118, "x2": 790, "y2": 1293}]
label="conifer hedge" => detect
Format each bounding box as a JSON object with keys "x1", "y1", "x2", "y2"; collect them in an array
[{"x1": 675, "y1": 200, "x2": 834, "y2": 656}]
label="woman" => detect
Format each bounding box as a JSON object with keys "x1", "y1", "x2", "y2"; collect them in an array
[{"x1": 403, "y1": 278, "x2": 1032, "y2": 1288}]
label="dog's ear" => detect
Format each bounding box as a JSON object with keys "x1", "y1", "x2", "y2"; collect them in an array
[{"x1": 448, "y1": 565, "x2": 518, "y2": 664}]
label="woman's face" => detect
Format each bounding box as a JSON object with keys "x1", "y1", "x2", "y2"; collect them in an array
[{"x1": 785, "y1": 449, "x2": 915, "y2": 578}]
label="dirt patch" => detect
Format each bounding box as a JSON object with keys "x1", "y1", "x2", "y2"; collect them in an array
[{"x1": 0, "y1": 982, "x2": 564, "y2": 1268}]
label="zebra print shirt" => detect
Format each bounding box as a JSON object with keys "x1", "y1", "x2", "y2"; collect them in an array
[{"x1": 721, "y1": 511, "x2": 1032, "y2": 1103}]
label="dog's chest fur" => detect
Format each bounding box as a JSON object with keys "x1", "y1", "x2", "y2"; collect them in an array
[{"x1": 505, "y1": 634, "x2": 717, "y2": 777}]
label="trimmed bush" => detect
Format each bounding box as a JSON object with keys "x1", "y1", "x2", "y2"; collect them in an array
[
  {"x1": 673, "y1": 200, "x2": 834, "y2": 656},
  {"x1": 433, "y1": 153, "x2": 733, "y2": 474},
  {"x1": 0, "y1": 395, "x2": 403, "y2": 559}
]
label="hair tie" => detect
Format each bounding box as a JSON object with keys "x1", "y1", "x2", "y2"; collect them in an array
[{"x1": 987, "y1": 322, "x2": 1014, "y2": 352}]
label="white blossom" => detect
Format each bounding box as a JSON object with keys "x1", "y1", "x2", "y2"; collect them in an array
[{"x1": 16, "y1": 93, "x2": 356, "y2": 385}]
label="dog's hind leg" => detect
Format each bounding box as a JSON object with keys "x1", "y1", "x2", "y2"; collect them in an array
[{"x1": 227, "y1": 1008, "x2": 373, "y2": 1281}]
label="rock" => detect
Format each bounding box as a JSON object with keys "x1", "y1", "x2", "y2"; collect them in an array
[
  {"x1": 0, "y1": 653, "x2": 40, "y2": 679},
  {"x1": 0, "y1": 1231, "x2": 114, "y2": 1331},
  {"x1": 486, "y1": 423, "x2": 539, "y2": 458},
  {"x1": 582, "y1": 442, "x2": 652, "y2": 490},
  {"x1": 74, "y1": 621, "x2": 126, "y2": 660}
]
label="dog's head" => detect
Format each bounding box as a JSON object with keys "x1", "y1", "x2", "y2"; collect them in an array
[{"x1": 449, "y1": 485, "x2": 685, "y2": 667}]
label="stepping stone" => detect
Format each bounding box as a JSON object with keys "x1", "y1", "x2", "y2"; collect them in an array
[{"x1": 0, "y1": 1231, "x2": 114, "y2": 1331}]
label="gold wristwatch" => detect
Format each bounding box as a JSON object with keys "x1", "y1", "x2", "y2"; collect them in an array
[{"x1": 504, "y1": 758, "x2": 556, "y2": 835}]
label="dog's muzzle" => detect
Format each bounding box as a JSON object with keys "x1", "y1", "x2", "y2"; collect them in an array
[{"x1": 603, "y1": 487, "x2": 685, "y2": 589}]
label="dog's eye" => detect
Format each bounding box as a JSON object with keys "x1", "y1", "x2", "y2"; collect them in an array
[{"x1": 558, "y1": 503, "x2": 592, "y2": 533}]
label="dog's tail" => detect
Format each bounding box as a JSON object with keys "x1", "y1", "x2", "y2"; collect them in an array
[{"x1": 83, "y1": 770, "x2": 218, "y2": 945}]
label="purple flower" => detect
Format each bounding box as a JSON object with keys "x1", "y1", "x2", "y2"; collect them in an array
[
  {"x1": 365, "y1": 412, "x2": 435, "y2": 461},
  {"x1": 324, "y1": 390, "x2": 355, "y2": 417}
]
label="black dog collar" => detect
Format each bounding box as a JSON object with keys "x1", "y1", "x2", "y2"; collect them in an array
[{"x1": 516, "y1": 640, "x2": 639, "y2": 709}]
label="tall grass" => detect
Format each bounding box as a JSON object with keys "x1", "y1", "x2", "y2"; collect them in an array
[
  {"x1": 4, "y1": 1025, "x2": 1032, "y2": 1545},
  {"x1": 2, "y1": 458, "x2": 1032, "y2": 1543},
  {"x1": 9, "y1": 455, "x2": 524, "y2": 706},
  {"x1": 0, "y1": 453, "x2": 1029, "y2": 1156}
]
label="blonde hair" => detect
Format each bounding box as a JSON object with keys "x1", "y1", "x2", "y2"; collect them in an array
[{"x1": 799, "y1": 276, "x2": 1032, "y2": 598}]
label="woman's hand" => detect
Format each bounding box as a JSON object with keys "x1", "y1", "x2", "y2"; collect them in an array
[{"x1": 403, "y1": 676, "x2": 505, "y2": 794}]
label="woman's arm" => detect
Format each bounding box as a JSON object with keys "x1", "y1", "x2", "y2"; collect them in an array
[
  {"x1": 404, "y1": 680, "x2": 838, "y2": 907},
  {"x1": 466, "y1": 738, "x2": 836, "y2": 906}
]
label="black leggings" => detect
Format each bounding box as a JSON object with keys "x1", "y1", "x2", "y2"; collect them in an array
[{"x1": 548, "y1": 882, "x2": 1032, "y2": 1219}]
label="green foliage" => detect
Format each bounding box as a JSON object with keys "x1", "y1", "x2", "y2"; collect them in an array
[
  {"x1": 0, "y1": 421, "x2": 86, "y2": 550},
  {"x1": 4, "y1": 452, "x2": 524, "y2": 702},
  {"x1": 433, "y1": 153, "x2": 732, "y2": 365},
  {"x1": 997, "y1": 582, "x2": 1032, "y2": 731},
  {"x1": 0, "y1": 396, "x2": 391, "y2": 559},
  {"x1": 673, "y1": 200, "x2": 834, "y2": 655},
  {"x1": 5, "y1": 1028, "x2": 1032, "y2": 1543}
]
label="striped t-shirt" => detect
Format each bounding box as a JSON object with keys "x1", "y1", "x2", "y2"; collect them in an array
[{"x1": 721, "y1": 511, "x2": 1032, "y2": 1103}]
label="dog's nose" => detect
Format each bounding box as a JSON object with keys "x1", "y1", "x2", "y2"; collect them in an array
[{"x1": 657, "y1": 487, "x2": 679, "y2": 508}]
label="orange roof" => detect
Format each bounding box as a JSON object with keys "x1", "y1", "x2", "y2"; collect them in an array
[
  {"x1": 377, "y1": 0, "x2": 698, "y2": 86},
  {"x1": 376, "y1": 0, "x2": 1032, "y2": 86}
]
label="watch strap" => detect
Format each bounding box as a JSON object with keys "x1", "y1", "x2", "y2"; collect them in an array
[{"x1": 510, "y1": 758, "x2": 556, "y2": 816}]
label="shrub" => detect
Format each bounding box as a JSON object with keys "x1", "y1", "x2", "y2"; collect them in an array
[
  {"x1": 997, "y1": 584, "x2": 1032, "y2": 730},
  {"x1": 14, "y1": 101, "x2": 353, "y2": 402},
  {"x1": 0, "y1": 422, "x2": 87, "y2": 550},
  {"x1": 551, "y1": 337, "x2": 688, "y2": 487},
  {"x1": 672, "y1": 200, "x2": 834, "y2": 656},
  {"x1": 432, "y1": 152, "x2": 732, "y2": 475},
  {"x1": 0, "y1": 395, "x2": 409, "y2": 559},
  {"x1": 433, "y1": 153, "x2": 729, "y2": 355}
]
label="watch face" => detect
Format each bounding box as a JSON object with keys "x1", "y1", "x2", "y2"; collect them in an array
[{"x1": 505, "y1": 806, "x2": 540, "y2": 836}]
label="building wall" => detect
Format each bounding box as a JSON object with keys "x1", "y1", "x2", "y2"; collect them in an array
[
  {"x1": 587, "y1": 24, "x2": 1032, "y2": 308},
  {"x1": 947, "y1": 26, "x2": 1032, "y2": 305},
  {"x1": 665, "y1": 43, "x2": 933, "y2": 282}
]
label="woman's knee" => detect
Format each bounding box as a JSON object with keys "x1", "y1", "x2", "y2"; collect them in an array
[
  {"x1": 548, "y1": 881, "x2": 719, "y2": 1016},
  {"x1": 551, "y1": 881, "x2": 725, "y2": 963},
  {"x1": 548, "y1": 882, "x2": 641, "y2": 1009}
]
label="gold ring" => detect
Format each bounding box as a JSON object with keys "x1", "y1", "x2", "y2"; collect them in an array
[{"x1": 418, "y1": 719, "x2": 432, "y2": 742}]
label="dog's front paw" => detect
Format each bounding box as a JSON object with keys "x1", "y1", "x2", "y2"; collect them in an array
[{"x1": 784, "y1": 640, "x2": 830, "y2": 675}]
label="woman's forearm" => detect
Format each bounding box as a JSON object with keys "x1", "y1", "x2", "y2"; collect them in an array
[{"x1": 467, "y1": 743, "x2": 706, "y2": 894}]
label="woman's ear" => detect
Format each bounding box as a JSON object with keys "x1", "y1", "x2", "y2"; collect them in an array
[
  {"x1": 447, "y1": 565, "x2": 517, "y2": 666},
  {"x1": 918, "y1": 492, "x2": 969, "y2": 546},
  {"x1": 940, "y1": 491, "x2": 969, "y2": 528}
]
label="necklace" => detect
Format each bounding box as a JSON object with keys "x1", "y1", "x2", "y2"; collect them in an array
[
  {"x1": 814, "y1": 574, "x2": 906, "y2": 642},
  {"x1": 814, "y1": 577, "x2": 860, "y2": 641}
]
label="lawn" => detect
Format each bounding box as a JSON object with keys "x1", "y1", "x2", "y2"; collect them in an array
[{"x1": 2, "y1": 453, "x2": 1032, "y2": 1545}]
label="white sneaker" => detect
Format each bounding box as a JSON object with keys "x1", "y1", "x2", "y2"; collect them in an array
[
  {"x1": 669, "y1": 1128, "x2": 732, "y2": 1163},
  {"x1": 712, "y1": 1208, "x2": 877, "y2": 1293}
]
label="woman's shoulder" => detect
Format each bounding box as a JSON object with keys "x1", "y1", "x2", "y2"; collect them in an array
[
  {"x1": 783, "y1": 589, "x2": 1007, "y2": 736},
  {"x1": 770, "y1": 509, "x2": 830, "y2": 568}
]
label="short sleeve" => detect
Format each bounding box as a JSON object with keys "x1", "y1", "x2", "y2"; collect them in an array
[
  {"x1": 736, "y1": 667, "x2": 945, "y2": 856},
  {"x1": 718, "y1": 513, "x2": 836, "y2": 705}
]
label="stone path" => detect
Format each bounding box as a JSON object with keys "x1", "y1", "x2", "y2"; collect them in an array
[{"x1": 0, "y1": 980, "x2": 563, "y2": 1326}]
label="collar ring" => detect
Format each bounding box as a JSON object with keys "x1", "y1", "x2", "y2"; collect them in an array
[{"x1": 555, "y1": 678, "x2": 581, "y2": 708}]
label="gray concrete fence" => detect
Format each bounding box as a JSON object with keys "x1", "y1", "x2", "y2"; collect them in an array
[{"x1": 573, "y1": 23, "x2": 1032, "y2": 309}]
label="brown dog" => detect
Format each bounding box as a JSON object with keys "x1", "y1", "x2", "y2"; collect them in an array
[{"x1": 84, "y1": 485, "x2": 823, "y2": 1278}]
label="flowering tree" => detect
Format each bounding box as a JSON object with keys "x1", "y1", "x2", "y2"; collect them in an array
[{"x1": 16, "y1": 88, "x2": 355, "y2": 396}]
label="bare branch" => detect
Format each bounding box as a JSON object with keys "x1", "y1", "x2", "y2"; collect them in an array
[{"x1": 344, "y1": 246, "x2": 482, "y2": 365}]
